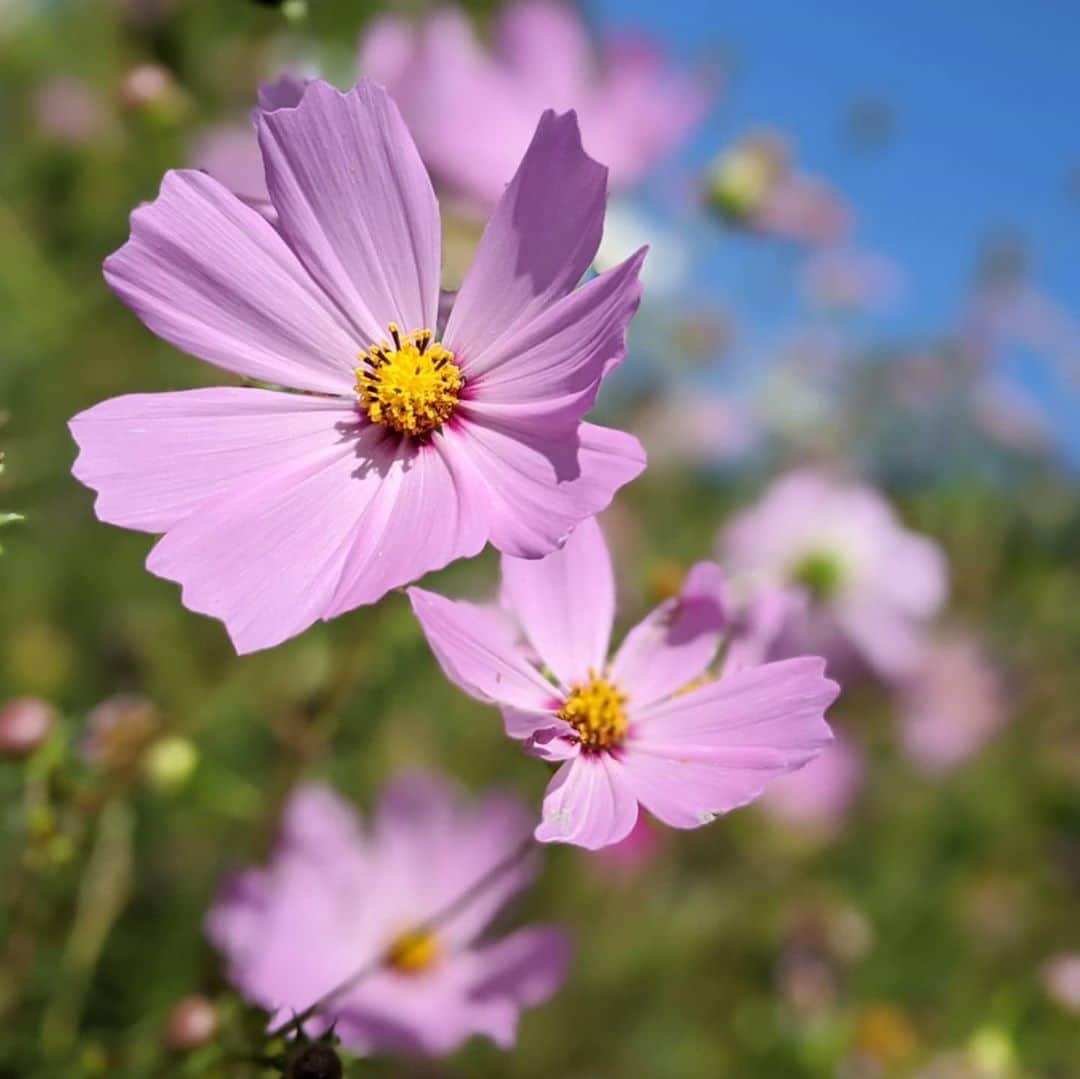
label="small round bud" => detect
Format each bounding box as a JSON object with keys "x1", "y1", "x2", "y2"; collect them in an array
[
  {"x1": 287, "y1": 1042, "x2": 343, "y2": 1079},
  {"x1": 0, "y1": 697, "x2": 57, "y2": 757},
  {"x1": 143, "y1": 735, "x2": 198, "y2": 793},
  {"x1": 119, "y1": 63, "x2": 177, "y2": 112},
  {"x1": 165, "y1": 995, "x2": 218, "y2": 1051}
]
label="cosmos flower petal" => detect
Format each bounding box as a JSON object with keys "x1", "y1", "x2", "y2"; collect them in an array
[
  {"x1": 103, "y1": 170, "x2": 358, "y2": 395},
  {"x1": 323, "y1": 434, "x2": 489, "y2": 616},
  {"x1": 448, "y1": 420, "x2": 646, "y2": 559},
  {"x1": 356, "y1": 16, "x2": 419, "y2": 92},
  {"x1": 468, "y1": 924, "x2": 573, "y2": 1026},
  {"x1": 145, "y1": 423, "x2": 392, "y2": 654},
  {"x1": 369, "y1": 774, "x2": 537, "y2": 947},
  {"x1": 69, "y1": 388, "x2": 355, "y2": 534},
  {"x1": 622, "y1": 657, "x2": 838, "y2": 827},
  {"x1": 462, "y1": 247, "x2": 646, "y2": 415},
  {"x1": 258, "y1": 79, "x2": 441, "y2": 344},
  {"x1": 444, "y1": 109, "x2": 607, "y2": 366},
  {"x1": 610, "y1": 560, "x2": 727, "y2": 708},
  {"x1": 256, "y1": 73, "x2": 307, "y2": 112},
  {"x1": 494, "y1": 1, "x2": 591, "y2": 104},
  {"x1": 535, "y1": 753, "x2": 638, "y2": 850},
  {"x1": 500, "y1": 517, "x2": 615, "y2": 688},
  {"x1": 407, "y1": 588, "x2": 559, "y2": 712}
]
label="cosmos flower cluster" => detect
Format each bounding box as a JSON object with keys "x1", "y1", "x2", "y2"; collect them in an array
[{"x1": 64, "y1": 6, "x2": 962, "y2": 1060}]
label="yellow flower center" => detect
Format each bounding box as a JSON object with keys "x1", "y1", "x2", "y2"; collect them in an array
[
  {"x1": 559, "y1": 671, "x2": 629, "y2": 752},
  {"x1": 384, "y1": 927, "x2": 440, "y2": 975},
  {"x1": 357, "y1": 323, "x2": 463, "y2": 437}
]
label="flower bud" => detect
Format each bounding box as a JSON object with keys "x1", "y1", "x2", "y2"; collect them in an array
[
  {"x1": 82, "y1": 694, "x2": 160, "y2": 771},
  {"x1": 165, "y1": 995, "x2": 218, "y2": 1051},
  {"x1": 143, "y1": 735, "x2": 198, "y2": 793},
  {"x1": 0, "y1": 697, "x2": 57, "y2": 757},
  {"x1": 286, "y1": 1042, "x2": 343, "y2": 1079}
]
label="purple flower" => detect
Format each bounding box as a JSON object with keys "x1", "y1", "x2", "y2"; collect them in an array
[
  {"x1": 409, "y1": 518, "x2": 838, "y2": 850},
  {"x1": 759, "y1": 735, "x2": 863, "y2": 833},
  {"x1": 207, "y1": 776, "x2": 570, "y2": 1056},
  {"x1": 899, "y1": 632, "x2": 1007, "y2": 773},
  {"x1": 721, "y1": 470, "x2": 947, "y2": 681},
  {"x1": 71, "y1": 80, "x2": 646, "y2": 653},
  {"x1": 360, "y1": 1, "x2": 708, "y2": 210}
]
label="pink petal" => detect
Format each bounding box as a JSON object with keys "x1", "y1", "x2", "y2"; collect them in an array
[
  {"x1": 103, "y1": 170, "x2": 357, "y2": 395},
  {"x1": 356, "y1": 16, "x2": 418, "y2": 93},
  {"x1": 145, "y1": 423, "x2": 395, "y2": 653},
  {"x1": 257, "y1": 73, "x2": 307, "y2": 112},
  {"x1": 444, "y1": 109, "x2": 607, "y2": 366},
  {"x1": 493, "y1": 1, "x2": 591, "y2": 108},
  {"x1": 70, "y1": 388, "x2": 354, "y2": 534},
  {"x1": 407, "y1": 588, "x2": 559, "y2": 712},
  {"x1": 623, "y1": 657, "x2": 839, "y2": 828},
  {"x1": 461, "y1": 247, "x2": 646, "y2": 423},
  {"x1": 448, "y1": 420, "x2": 646, "y2": 559},
  {"x1": 535, "y1": 753, "x2": 638, "y2": 850},
  {"x1": 611, "y1": 561, "x2": 727, "y2": 708},
  {"x1": 469, "y1": 924, "x2": 572, "y2": 1016},
  {"x1": 500, "y1": 516, "x2": 614, "y2": 688},
  {"x1": 258, "y1": 79, "x2": 440, "y2": 345},
  {"x1": 323, "y1": 434, "x2": 488, "y2": 616}
]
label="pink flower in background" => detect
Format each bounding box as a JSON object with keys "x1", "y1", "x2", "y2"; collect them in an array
[
  {"x1": 1041, "y1": 953, "x2": 1080, "y2": 1015},
  {"x1": 590, "y1": 813, "x2": 663, "y2": 879},
  {"x1": 361, "y1": 1, "x2": 708, "y2": 210},
  {"x1": 721, "y1": 471, "x2": 947, "y2": 681},
  {"x1": 31, "y1": 77, "x2": 109, "y2": 145},
  {"x1": 71, "y1": 80, "x2": 646, "y2": 653},
  {"x1": 409, "y1": 518, "x2": 838, "y2": 850},
  {"x1": 899, "y1": 633, "x2": 1007, "y2": 773},
  {"x1": 0, "y1": 698, "x2": 57, "y2": 758},
  {"x1": 208, "y1": 776, "x2": 570, "y2": 1055},
  {"x1": 801, "y1": 250, "x2": 904, "y2": 313},
  {"x1": 759, "y1": 735, "x2": 863, "y2": 832}
]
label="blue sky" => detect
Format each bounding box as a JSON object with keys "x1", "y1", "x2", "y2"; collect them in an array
[{"x1": 589, "y1": 0, "x2": 1080, "y2": 451}]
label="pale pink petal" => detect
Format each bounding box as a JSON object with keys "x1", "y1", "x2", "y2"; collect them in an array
[
  {"x1": 407, "y1": 588, "x2": 560, "y2": 712},
  {"x1": 145, "y1": 423, "x2": 392, "y2": 654},
  {"x1": 258, "y1": 79, "x2": 440, "y2": 344},
  {"x1": 493, "y1": 1, "x2": 591, "y2": 107},
  {"x1": 500, "y1": 517, "x2": 614, "y2": 688},
  {"x1": 460, "y1": 247, "x2": 645, "y2": 426},
  {"x1": 447, "y1": 420, "x2": 645, "y2": 559},
  {"x1": 444, "y1": 109, "x2": 607, "y2": 366},
  {"x1": 835, "y1": 600, "x2": 928, "y2": 680},
  {"x1": 323, "y1": 434, "x2": 488, "y2": 616},
  {"x1": 611, "y1": 561, "x2": 726, "y2": 708},
  {"x1": 70, "y1": 388, "x2": 353, "y2": 534},
  {"x1": 103, "y1": 170, "x2": 357, "y2": 395},
  {"x1": 535, "y1": 753, "x2": 638, "y2": 850},
  {"x1": 356, "y1": 16, "x2": 417, "y2": 92},
  {"x1": 468, "y1": 924, "x2": 572, "y2": 1029},
  {"x1": 623, "y1": 657, "x2": 838, "y2": 828}
]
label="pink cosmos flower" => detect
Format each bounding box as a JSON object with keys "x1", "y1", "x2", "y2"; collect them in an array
[
  {"x1": 70, "y1": 79, "x2": 646, "y2": 653},
  {"x1": 759, "y1": 735, "x2": 863, "y2": 833},
  {"x1": 899, "y1": 632, "x2": 1007, "y2": 773},
  {"x1": 408, "y1": 517, "x2": 839, "y2": 850},
  {"x1": 360, "y1": 1, "x2": 708, "y2": 210},
  {"x1": 208, "y1": 775, "x2": 570, "y2": 1055},
  {"x1": 721, "y1": 471, "x2": 947, "y2": 681}
]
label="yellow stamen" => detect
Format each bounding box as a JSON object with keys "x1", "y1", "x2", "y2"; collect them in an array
[
  {"x1": 384, "y1": 927, "x2": 440, "y2": 974},
  {"x1": 357, "y1": 323, "x2": 463, "y2": 437},
  {"x1": 559, "y1": 671, "x2": 629, "y2": 751}
]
